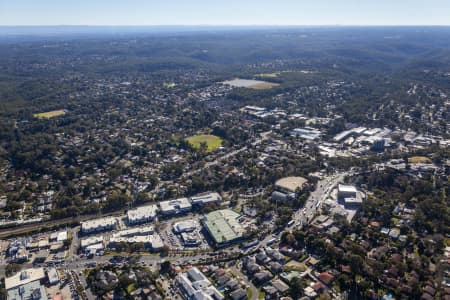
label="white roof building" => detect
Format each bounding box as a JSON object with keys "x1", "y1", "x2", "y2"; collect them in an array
[
  {"x1": 81, "y1": 217, "x2": 117, "y2": 234},
  {"x1": 112, "y1": 225, "x2": 154, "y2": 238},
  {"x1": 80, "y1": 236, "x2": 104, "y2": 249},
  {"x1": 57, "y1": 231, "x2": 68, "y2": 242},
  {"x1": 47, "y1": 268, "x2": 59, "y2": 285},
  {"x1": 338, "y1": 184, "x2": 357, "y2": 194},
  {"x1": 5, "y1": 268, "x2": 46, "y2": 290},
  {"x1": 108, "y1": 234, "x2": 164, "y2": 250},
  {"x1": 173, "y1": 220, "x2": 198, "y2": 233},
  {"x1": 190, "y1": 192, "x2": 222, "y2": 206},
  {"x1": 159, "y1": 198, "x2": 192, "y2": 215},
  {"x1": 177, "y1": 267, "x2": 224, "y2": 300},
  {"x1": 127, "y1": 204, "x2": 158, "y2": 224}
]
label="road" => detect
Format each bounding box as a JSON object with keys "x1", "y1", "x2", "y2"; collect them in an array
[
  {"x1": 259, "y1": 172, "x2": 349, "y2": 247},
  {"x1": 291, "y1": 172, "x2": 347, "y2": 228},
  {"x1": 230, "y1": 266, "x2": 258, "y2": 300}
]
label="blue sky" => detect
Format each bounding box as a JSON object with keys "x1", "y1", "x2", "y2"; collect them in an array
[{"x1": 0, "y1": 0, "x2": 449, "y2": 26}]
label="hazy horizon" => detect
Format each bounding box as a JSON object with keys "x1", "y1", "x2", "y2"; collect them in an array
[{"x1": 1, "y1": 0, "x2": 450, "y2": 27}]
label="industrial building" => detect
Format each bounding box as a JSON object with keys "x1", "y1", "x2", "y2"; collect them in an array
[
  {"x1": 127, "y1": 204, "x2": 158, "y2": 225},
  {"x1": 202, "y1": 209, "x2": 245, "y2": 246},
  {"x1": 177, "y1": 267, "x2": 224, "y2": 300},
  {"x1": 81, "y1": 216, "x2": 117, "y2": 234},
  {"x1": 190, "y1": 192, "x2": 222, "y2": 206},
  {"x1": 159, "y1": 198, "x2": 192, "y2": 215}
]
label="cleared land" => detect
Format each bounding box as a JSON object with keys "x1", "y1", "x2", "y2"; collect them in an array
[
  {"x1": 408, "y1": 156, "x2": 431, "y2": 164},
  {"x1": 33, "y1": 109, "x2": 66, "y2": 119},
  {"x1": 186, "y1": 134, "x2": 223, "y2": 151},
  {"x1": 275, "y1": 176, "x2": 308, "y2": 193},
  {"x1": 256, "y1": 73, "x2": 279, "y2": 78},
  {"x1": 222, "y1": 78, "x2": 279, "y2": 90}
]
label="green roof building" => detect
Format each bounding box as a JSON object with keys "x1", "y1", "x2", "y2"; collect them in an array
[{"x1": 202, "y1": 209, "x2": 245, "y2": 246}]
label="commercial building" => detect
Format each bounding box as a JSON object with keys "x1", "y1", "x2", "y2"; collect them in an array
[
  {"x1": 81, "y1": 217, "x2": 117, "y2": 234},
  {"x1": 371, "y1": 139, "x2": 386, "y2": 152},
  {"x1": 159, "y1": 198, "x2": 192, "y2": 215},
  {"x1": 190, "y1": 192, "x2": 222, "y2": 206},
  {"x1": 173, "y1": 220, "x2": 198, "y2": 233},
  {"x1": 177, "y1": 267, "x2": 224, "y2": 300},
  {"x1": 202, "y1": 209, "x2": 245, "y2": 246},
  {"x1": 47, "y1": 268, "x2": 59, "y2": 285},
  {"x1": 127, "y1": 204, "x2": 158, "y2": 225},
  {"x1": 5, "y1": 268, "x2": 46, "y2": 291},
  {"x1": 337, "y1": 184, "x2": 357, "y2": 200},
  {"x1": 108, "y1": 234, "x2": 164, "y2": 251},
  {"x1": 112, "y1": 225, "x2": 154, "y2": 238},
  {"x1": 290, "y1": 128, "x2": 322, "y2": 140},
  {"x1": 181, "y1": 231, "x2": 202, "y2": 247},
  {"x1": 337, "y1": 184, "x2": 363, "y2": 208},
  {"x1": 7, "y1": 280, "x2": 48, "y2": 300},
  {"x1": 80, "y1": 236, "x2": 104, "y2": 251}
]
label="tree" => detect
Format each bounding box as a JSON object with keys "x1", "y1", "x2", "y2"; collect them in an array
[
  {"x1": 289, "y1": 276, "x2": 306, "y2": 299},
  {"x1": 160, "y1": 245, "x2": 170, "y2": 257},
  {"x1": 5, "y1": 263, "x2": 21, "y2": 277}
]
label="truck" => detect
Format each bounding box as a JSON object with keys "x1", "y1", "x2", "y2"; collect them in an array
[{"x1": 287, "y1": 220, "x2": 295, "y2": 227}]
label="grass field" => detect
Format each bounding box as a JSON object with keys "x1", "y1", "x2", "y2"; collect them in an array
[
  {"x1": 33, "y1": 109, "x2": 66, "y2": 119},
  {"x1": 163, "y1": 82, "x2": 177, "y2": 88},
  {"x1": 256, "y1": 72, "x2": 279, "y2": 78},
  {"x1": 408, "y1": 156, "x2": 431, "y2": 164},
  {"x1": 186, "y1": 134, "x2": 223, "y2": 151}
]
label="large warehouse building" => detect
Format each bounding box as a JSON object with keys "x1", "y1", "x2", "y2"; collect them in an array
[{"x1": 202, "y1": 209, "x2": 245, "y2": 246}]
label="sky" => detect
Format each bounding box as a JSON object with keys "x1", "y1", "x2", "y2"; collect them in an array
[{"x1": 0, "y1": 0, "x2": 449, "y2": 26}]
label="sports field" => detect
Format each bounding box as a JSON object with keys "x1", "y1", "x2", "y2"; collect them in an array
[
  {"x1": 163, "y1": 82, "x2": 177, "y2": 88},
  {"x1": 33, "y1": 109, "x2": 66, "y2": 119},
  {"x1": 408, "y1": 156, "x2": 431, "y2": 164},
  {"x1": 186, "y1": 134, "x2": 223, "y2": 151}
]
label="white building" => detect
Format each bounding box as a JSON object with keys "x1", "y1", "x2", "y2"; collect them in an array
[
  {"x1": 112, "y1": 225, "x2": 154, "y2": 238},
  {"x1": 80, "y1": 236, "x2": 104, "y2": 250},
  {"x1": 81, "y1": 217, "x2": 117, "y2": 234},
  {"x1": 5, "y1": 268, "x2": 46, "y2": 291},
  {"x1": 159, "y1": 198, "x2": 192, "y2": 215},
  {"x1": 337, "y1": 184, "x2": 357, "y2": 200},
  {"x1": 108, "y1": 234, "x2": 164, "y2": 251},
  {"x1": 47, "y1": 268, "x2": 59, "y2": 285},
  {"x1": 337, "y1": 184, "x2": 363, "y2": 207},
  {"x1": 177, "y1": 267, "x2": 224, "y2": 300},
  {"x1": 190, "y1": 192, "x2": 222, "y2": 206},
  {"x1": 173, "y1": 220, "x2": 198, "y2": 233},
  {"x1": 127, "y1": 204, "x2": 158, "y2": 225}
]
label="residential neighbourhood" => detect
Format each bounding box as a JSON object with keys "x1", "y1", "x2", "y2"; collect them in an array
[{"x1": 0, "y1": 24, "x2": 449, "y2": 300}]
